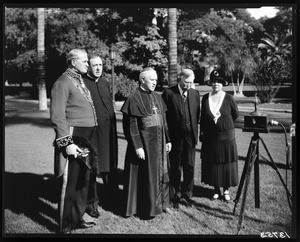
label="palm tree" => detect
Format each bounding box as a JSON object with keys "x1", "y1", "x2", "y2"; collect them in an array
[
  {"x1": 254, "y1": 32, "x2": 292, "y2": 103},
  {"x1": 167, "y1": 8, "x2": 178, "y2": 87},
  {"x1": 37, "y1": 8, "x2": 47, "y2": 110},
  {"x1": 258, "y1": 32, "x2": 292, "y2": 65}
]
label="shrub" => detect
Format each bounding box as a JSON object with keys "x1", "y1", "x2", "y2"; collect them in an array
[
  {"x1": 252, "y1": 60, "x2": 288, "y2": 103},
  {"x1": 105, "y1": 73, "x2": 139, "y2": 101}
]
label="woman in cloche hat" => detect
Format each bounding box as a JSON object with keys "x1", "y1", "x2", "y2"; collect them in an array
[{"x1": 199, "y1": 67, "x2": 239, "y2": 202}]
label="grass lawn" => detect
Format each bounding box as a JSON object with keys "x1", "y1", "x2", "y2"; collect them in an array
[{"x1": 3, "y1": 97, "x2": 295, "y2": 237}]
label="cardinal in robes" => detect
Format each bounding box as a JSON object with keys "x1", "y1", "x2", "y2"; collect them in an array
[{"x1": 121, "y1": 67, "x2": 175, "y2": 218}]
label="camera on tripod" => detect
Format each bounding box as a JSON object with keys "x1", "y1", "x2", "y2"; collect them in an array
[
  {"x1": 233, "y1": 93, "x2": 292, "y2": 234},
  {"x1": 242, "y1": 94, "x2": 269, "y2": 133},
  {"x1": 243, "y1": 115, "x2": 269, "y2": 133}
]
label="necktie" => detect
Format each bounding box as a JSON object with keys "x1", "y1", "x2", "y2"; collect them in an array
[{"x1": 182, "y1": 92, "x2": 187, "y2": 102}]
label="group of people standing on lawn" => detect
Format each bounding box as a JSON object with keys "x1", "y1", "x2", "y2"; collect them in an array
[{"x1": 50, "y1": 48, "x2": 239, "y2": 234}]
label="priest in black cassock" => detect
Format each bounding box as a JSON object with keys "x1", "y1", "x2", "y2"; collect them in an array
[
  {"x1": 121, "y1": 67, "x2": 175, "y2": 218},
  {"x1": 82, "y1": 55, "x2": 118, "y2": 216}
]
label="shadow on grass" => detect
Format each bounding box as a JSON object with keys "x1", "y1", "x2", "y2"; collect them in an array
[
  {"x1": 193, "y1": 185, "x2": 214, "y2": 200},
  {"x1": 238, "y1": 154, "x2": 291, "y2": 170},
  {"x1": 4, "y1": 169, "x2": 126, "y2": 232},
  {"x1": 4, "y1": 172, "x2": 59, "y2": 232},
  {"x1": 181, "y1": 198, "x2": 288, "y2": 235},
  {"x1": 5, "y1": 113, "x2": 52, "y2": 128},
  {"x1": 96, "y1": 168, "x2": 125, "y2": 217}
]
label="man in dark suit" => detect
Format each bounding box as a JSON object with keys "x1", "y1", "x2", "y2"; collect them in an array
[
  {"x1": 162, "y1": 68, "x2": 200, "y2": 209},
  {"x1": 82, "y1": 55, "x2": 119, "y2": 215}
]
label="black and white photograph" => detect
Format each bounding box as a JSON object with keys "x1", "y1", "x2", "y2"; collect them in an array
[{"x1": 3, "y1": 1, "x2": 297, "y2": 238}]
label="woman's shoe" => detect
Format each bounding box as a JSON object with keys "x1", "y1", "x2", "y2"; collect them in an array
[
  {"x1": 212, "y1": 193, "x2": 219, "y2": 200},
  {"x1": 224, "y1": 190, "x2": 230, "y2": 202}
]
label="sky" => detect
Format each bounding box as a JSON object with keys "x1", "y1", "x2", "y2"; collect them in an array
[{"x1": 246, "y1": 7, "x2": 279, "y2": 19}]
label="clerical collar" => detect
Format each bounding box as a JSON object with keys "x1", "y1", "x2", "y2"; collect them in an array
[
  {"x1": 140, "y1": 86, "x2": 152, "y2": 94},
  {"x1": 87, "y1": 73, "x2": 99, "y2": 82}
]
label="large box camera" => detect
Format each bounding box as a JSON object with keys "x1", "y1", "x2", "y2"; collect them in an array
[{"x1": 242, "y1": 115, "x2": 269, "y2": 133}]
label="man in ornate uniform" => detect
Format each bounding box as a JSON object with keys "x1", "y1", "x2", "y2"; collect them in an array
[
  {"x1": 121, "y1": 67, "x2": 175, "y2": 218},
  {"x1": 82, "y1": 55, "x2": 119, "y2": 216},
  {"x1": 50, "y1": 49, "x2": 98, "y2": 233}
]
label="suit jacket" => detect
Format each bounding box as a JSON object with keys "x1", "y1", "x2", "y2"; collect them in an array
[{"x1": 162, "y1": 85, "x2": 200, "y2": 146}]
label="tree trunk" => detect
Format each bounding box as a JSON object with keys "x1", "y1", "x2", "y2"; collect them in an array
[
  {"x1": 167, "y1": 8, "x2": 177, "y2": 87},
  {"x1": 37, "y1": 8, "x2": 47, "y2": 110},
  {"x1": 236, "y1": 72, "x2": 245, "y2": 97},
  {"x1": 231, "y1": 71, "x2": 237, "y2": 95}
]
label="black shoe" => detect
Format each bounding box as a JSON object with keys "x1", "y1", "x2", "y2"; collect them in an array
[
  {"x1": 173, "y1": 202, "x2": 179, "y2": 209},
  {"x1": 172, "y1": 196, "x2": 180, "y2": 209},
  {"x1": 73, "y1": 220, "x2": 96, "y2": 229},
  {"x1": 181, "y1": 195, "x2": 195, "y2": 207},
  {"x1": 86, "y1": 208, "x2": 100, "y2": 218}
]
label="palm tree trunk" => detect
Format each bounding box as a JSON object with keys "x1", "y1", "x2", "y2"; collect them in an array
[
  {"x1": 37, "y1": 8, "x2": 47, "y2": 110},
  {"x1": 167, "y1": 8, "x2": 177, "y2": 87}
]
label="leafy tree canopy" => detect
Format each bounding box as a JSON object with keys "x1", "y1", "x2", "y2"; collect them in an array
[{"x1": 4, "y1": 6, "x2": 293, "y2": 97}]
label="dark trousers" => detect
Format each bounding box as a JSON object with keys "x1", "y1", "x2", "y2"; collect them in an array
[
  {"x1": 86, "y1": 170, "x2": 119, "y2": 211},
  {"x1": 58, "y1": 127, "x2": 95, "y2": 233},
  {"x1": 169, "y1": 124, "x2": 195, "y2": 199},
  {"x1": 59, "y1": 158, "x2": 91, "y2": 232},
  {"x1": 101, "y1": 171, "x2": 119, "y2": 207},
  {"x1": 86, "y1": 172, "x2": 99, "y2": 211}
]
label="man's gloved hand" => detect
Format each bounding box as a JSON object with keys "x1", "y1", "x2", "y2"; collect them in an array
[{"x1": 65, "y1": 144, "x2": 83, "y2": 158}]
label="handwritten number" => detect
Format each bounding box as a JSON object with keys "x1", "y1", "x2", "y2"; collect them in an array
[
  {"x1": 261, "y1": 232, "x2": 290, "y2": 239},
  {"x1": 285, "y1": 232, "x2": 290, "y2": 238}
]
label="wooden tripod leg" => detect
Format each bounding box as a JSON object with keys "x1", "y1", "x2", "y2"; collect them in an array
[
  {"x1": 237, "y1": 139, "x2": 258, "y2": 234},
  {"x1": 233, "y1": 137, "x2": 256, "y2": 214}
]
